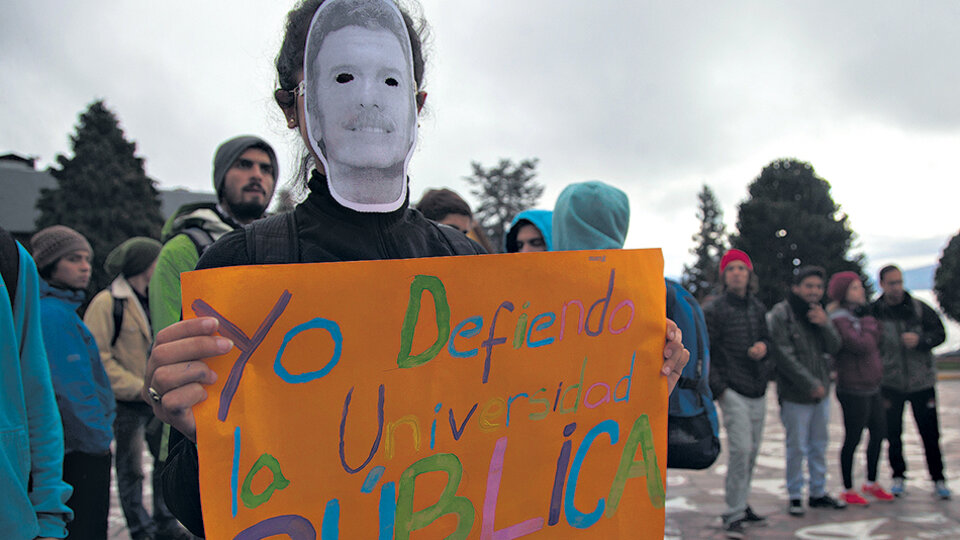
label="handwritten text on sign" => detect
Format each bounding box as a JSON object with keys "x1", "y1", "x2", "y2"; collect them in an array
[{"x1": 182, "y1": 249, "x2": 667, "y2": 539}]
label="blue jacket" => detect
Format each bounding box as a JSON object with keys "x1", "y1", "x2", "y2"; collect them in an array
[
  {"x1": 38, "y1": 279, "x2": 115, "y2": 455},
  {"x1": 505, "y1": 209, "x2": 554, "y2": 252},
  {"x1": 1, "y1": 243, "x2": 73, "y2": 539}
]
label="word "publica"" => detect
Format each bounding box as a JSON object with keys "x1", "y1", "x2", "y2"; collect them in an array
[{"x1": 231, "y1": 414, "x2": 664, "y2": 539}]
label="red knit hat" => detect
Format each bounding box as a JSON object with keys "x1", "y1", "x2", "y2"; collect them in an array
[
  {"x1": 828, "y1": 271, "x2": 860, "y2": 303},
  {"x1": 719, "y1": 249, "x2": 752, "y2": 274}
]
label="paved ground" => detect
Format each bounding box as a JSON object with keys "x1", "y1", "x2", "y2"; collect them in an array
[
  {"x1": 108, "y1": 378, "x2": 960, "y2": 539},
  {"x1": 664, "y1": 378, "x2": 960, "y2": 540}
]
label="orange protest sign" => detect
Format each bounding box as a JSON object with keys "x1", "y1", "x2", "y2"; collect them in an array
[{"x1": 182, "y1": 249, "x2": 667, "y2": 539}]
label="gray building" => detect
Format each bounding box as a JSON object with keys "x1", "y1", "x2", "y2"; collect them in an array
[{"x1": 0, "y1": 152, "x2": 216, "y2": 246}]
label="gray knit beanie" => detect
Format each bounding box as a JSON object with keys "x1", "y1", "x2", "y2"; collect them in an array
[
  {"x1": 104, "y1": 237, "x2": 162, "y2": 278},
  {"x1": 212, "y1": 135, "x2": 279, "y2": 197},
  {"x1": 30, "y1": 225, "x2": 93, "y2": 271}
]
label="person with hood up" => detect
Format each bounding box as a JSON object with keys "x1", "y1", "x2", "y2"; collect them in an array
[
  {"x1": 0, "y1": 227, "x2": 73, "y2": 540},
  {"x1": 826, "y1": 271, "x2": 894, "y2": 506},
  {"x1": 505, "y1": 209, "x2": 553, "y2": 253},
  {"x1": 31, "y1": 225, "x2": 115, "y2": 539}
]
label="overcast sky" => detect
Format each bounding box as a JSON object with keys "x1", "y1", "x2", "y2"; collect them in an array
[{"x1": 2, "y1": 0, "x2": 958, "y2": 279}]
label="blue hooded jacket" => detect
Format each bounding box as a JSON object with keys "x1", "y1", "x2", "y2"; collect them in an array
[
  {"x1": 552, "y1": 181, "x2": 629, "y2": 251},
  {"x1": 504, "y1": 209, "x2": 553, "y2": 253},
  {"x1": 38, "y1": 279, "x2": 115, "y2": 455},
  {"x1": 1, "y1": 243, "x2": 73, "y2": 539}
]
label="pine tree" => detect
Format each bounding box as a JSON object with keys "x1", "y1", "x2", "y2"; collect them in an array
[
  {"x1": 36, "y1": 100, "x2": 163, "y2": 295},
  {"x1": 935, "y1": 230, "x2": 960, "y2": 322},
  {"x1": 682, "y1": 184, "x2": 728, "y2": 302},
  {"x1": 464, "y1": 158, "x2": 543, "y2": 252},
  {"x1": 730, "y1": 158, "x2": 868, "y2": 308}
]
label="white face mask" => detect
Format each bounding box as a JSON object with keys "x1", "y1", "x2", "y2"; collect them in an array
[{"x1": 304, "y1": 0, "x2": 418, "y2": 213}]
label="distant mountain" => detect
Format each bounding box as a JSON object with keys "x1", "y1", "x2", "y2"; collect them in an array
[{"x1": 903, "y1": 264, "x2": 936, "y2": 291}]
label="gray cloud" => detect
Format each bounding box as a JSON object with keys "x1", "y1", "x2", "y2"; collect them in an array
[{"x1": 2, "y1": 0, "x2": 957, "y2": 278}]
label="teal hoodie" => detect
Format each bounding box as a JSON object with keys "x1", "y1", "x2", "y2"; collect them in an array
[
  {"x1": 553, "y1": 181, "x2": 629, "y2": 251},
  {"x1": 1, "y1": 243, "x2": 73, "y2": 539},
  {"x1": 504, "y1": 209, "x2": 554, "y2": 252}
]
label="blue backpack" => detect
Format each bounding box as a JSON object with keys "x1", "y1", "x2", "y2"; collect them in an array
[{"x1": 665, "y1": 279, "x2": 720, "y2": 469}]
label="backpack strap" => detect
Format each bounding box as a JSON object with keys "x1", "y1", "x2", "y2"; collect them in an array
[
  {"x1": 0, "y1": 227, "x2": 19, "y2": 308},
  {"x1": 111, "y1": 295, "x2": 125, "y2": 347},
  {"x1": 181, "y1": 227, "x2": 216, "y2": 257},
  {"x1": 245, "y1": 213, "x2": 299, "y2": 264}
]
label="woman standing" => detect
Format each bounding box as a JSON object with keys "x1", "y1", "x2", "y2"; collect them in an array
[
  {"x1": 32, "y1": 225, "x2": 116, "y2": 538},
  {"x1": 827, "y1": 271, "x2": 894, "y2": 506}
]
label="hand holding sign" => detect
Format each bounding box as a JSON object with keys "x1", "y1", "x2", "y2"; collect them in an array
[
  {"x1": 142, "y1": 317, "x2": 226, "y2": 442},
  {"x1": 169, "y1": 249, "x2": 675, "y2": 538}
]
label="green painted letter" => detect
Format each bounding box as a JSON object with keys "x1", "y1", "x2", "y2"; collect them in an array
[
  {"x1": 397, "y1": 275, "x2": 451, "y2": 368},
  {"x1": 240, "y1": 453, "x2": 291, "y2": 509},
  {"x1": 395, "y1": 453, "x2": 475, "y2": 540},
  {"x1": 605, "y1": 414, "x2": 665, "y2": 516}
]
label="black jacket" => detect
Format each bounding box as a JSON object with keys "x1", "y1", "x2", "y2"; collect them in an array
[
  {"x1": 161, "y1": 172, "x2": 484, "y2": 536},
  {"x1": 767, "y1": 294, "x2": 841, "y2": 404},
  {"x1": 871, "y1": 292, "x2": 945, "y2": 392},
  {"x1": 705, "y1": 291, "x2": 774, "y2": 399}
]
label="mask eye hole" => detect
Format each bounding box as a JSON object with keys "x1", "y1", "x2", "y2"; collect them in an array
[
  {"x1": 385, "y1": 77, "x2": 399, "y2": 87},
  {"x1": 336, "y1": 73, "x2": 354, "y2": 84}
]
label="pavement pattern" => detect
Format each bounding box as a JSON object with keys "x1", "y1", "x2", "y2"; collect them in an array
[
  {"x1": 664, "y1": 378, "x2": 960, "y2": 540},
  {"x1": 108, "y1": 378, "x2": 960, "y2": 539}
]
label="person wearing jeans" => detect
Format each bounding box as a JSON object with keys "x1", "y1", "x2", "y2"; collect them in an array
[{"x1": 767, "y1": 266, "x2": 844, "y2": 516}]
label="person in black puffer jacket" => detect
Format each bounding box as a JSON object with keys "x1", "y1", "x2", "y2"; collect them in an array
[{"x1": 704, "y1": 249, "x2": 773, "y2": 535}]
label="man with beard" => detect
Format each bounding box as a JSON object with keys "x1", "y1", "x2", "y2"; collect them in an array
[
  {"x1": 871, "y1": 265, "x2": 950, "y2": 499},
  {"x1": 149, "y1": 135, "x2": 278, "y2": 338}
]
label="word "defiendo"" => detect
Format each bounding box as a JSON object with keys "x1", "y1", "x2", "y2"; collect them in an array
[{"x1": 191, "y1": 269, "x2": 638, "y2": 423}]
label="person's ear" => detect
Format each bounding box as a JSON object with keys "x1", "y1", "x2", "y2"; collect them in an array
[
  {"x1": 275, "y1": 88, "x2": 299, "y2": 129},
  {"x1": 416, "y1": 91, "x2": 427, "y2": 113}
]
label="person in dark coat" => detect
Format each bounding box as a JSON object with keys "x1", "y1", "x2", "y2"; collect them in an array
[
  {"x1": 871, "y1": 264, "x2": 949, "y2": 499},
  {"x1": 704, "y1": 248, "x2": 773, "y2": 536},
  {"x1": 140, "y1": 1, "x2": 689, "y2": 536}
]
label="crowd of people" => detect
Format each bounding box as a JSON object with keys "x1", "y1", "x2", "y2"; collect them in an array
[
  {"x1": 708, "y1": 249, "x2": 950, "y2": 538},
  {"x1": 0, "y1": 0, "x2": 950, "y2": 539}
]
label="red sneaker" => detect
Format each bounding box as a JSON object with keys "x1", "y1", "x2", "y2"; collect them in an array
[
  {"x1": 841, "y1": 490, "x2": 870, "y2": 506},
  {"x1": 862, "y1": 483, "x2": 895, "y2": 501}
]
